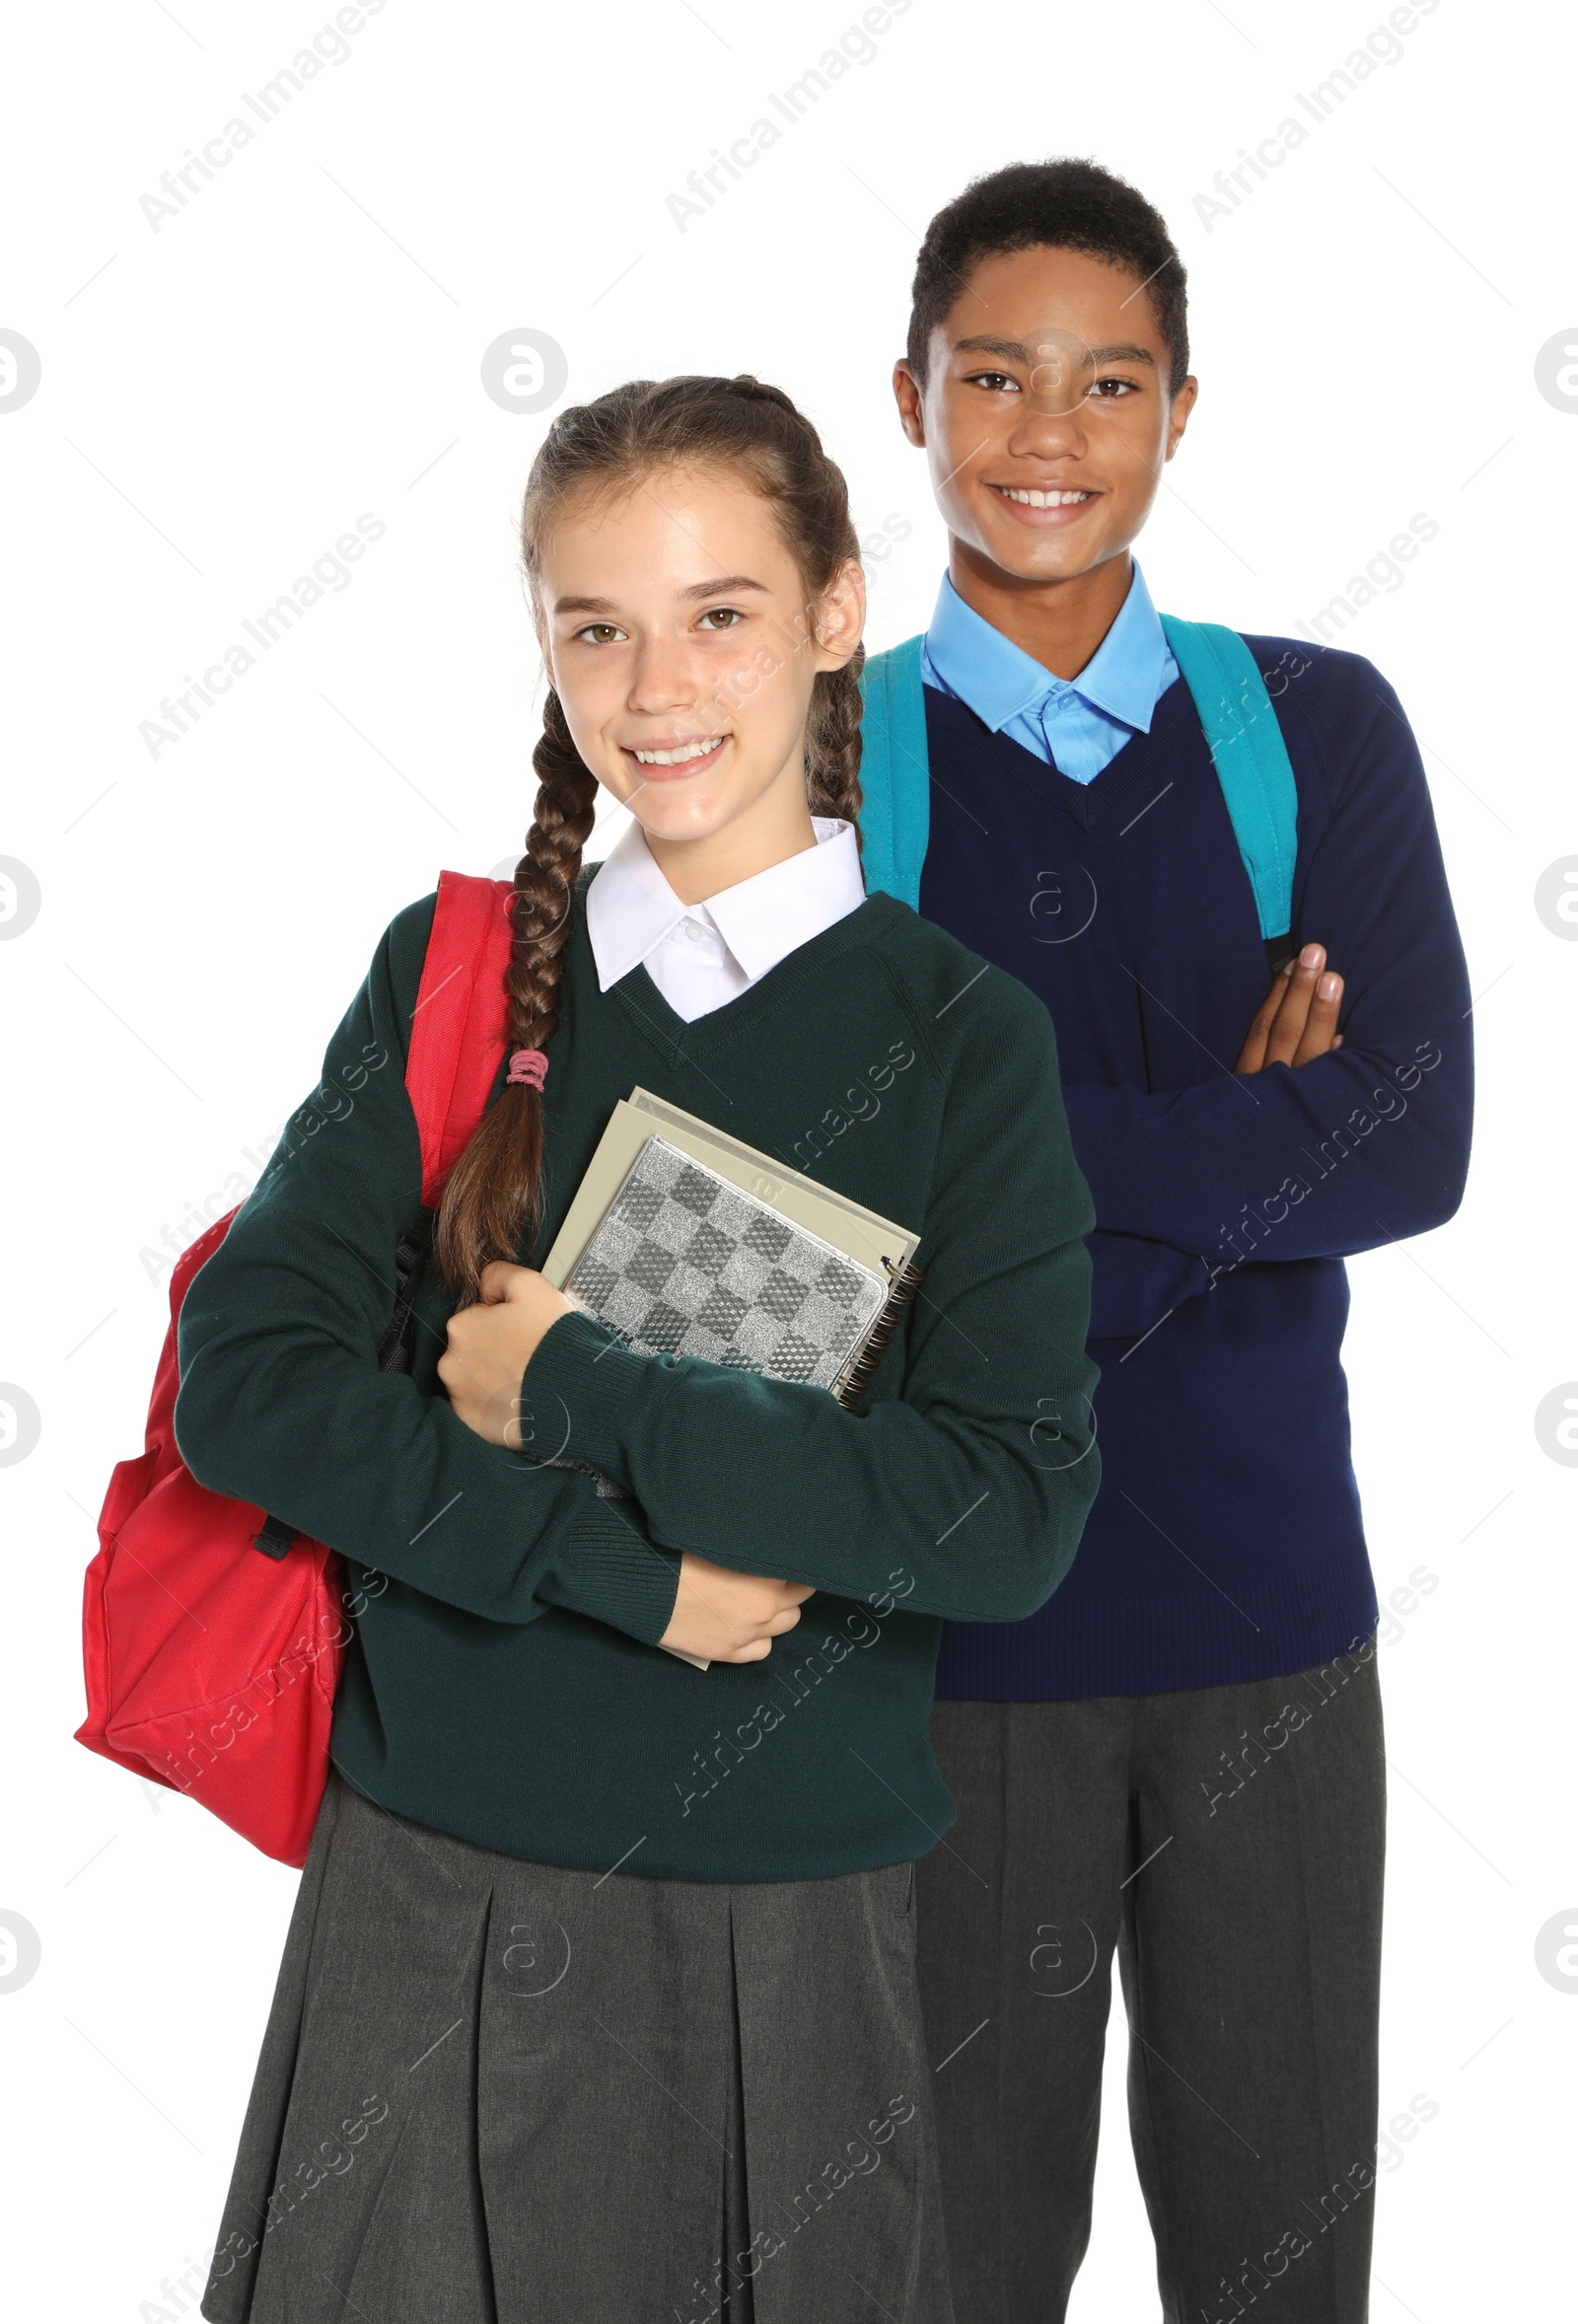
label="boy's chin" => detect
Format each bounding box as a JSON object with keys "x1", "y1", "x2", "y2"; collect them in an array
[{"x1": 970, "y1": 510, "x2": 1121, "y2": 585}]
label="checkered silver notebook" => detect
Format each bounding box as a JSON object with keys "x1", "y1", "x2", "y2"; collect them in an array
[{"x1": 565, "y1": 1135, "x2": 892, "y2": 1395}]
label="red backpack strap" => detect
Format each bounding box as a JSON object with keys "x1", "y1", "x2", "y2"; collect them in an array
[{"x1": 405, "y1": 872, "x2": 516, "y2": 1207}]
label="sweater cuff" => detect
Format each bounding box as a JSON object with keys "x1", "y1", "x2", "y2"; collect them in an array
[
  {"x1": 523, "y1": 1308, "x2": 651, "y2": 1489},
  {"x1": 523, "y1": 1312, "x2": 678, "y2": 1646},
  {"x1": 538, "y1": 1489, "x2": 681, "y2": 1646}
]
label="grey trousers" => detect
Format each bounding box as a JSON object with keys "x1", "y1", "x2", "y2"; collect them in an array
[
  {"x1": 914, "y1": 1642, "x2": 1386, "y2": 2324},
  {"x1": 201, "y1": 1772, "x2": 954, "y2": 2324}
]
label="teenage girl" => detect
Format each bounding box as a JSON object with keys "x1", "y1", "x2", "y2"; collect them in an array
[{"x1": 181, "y1": 374, "x2": 1099, "y2": 2324}]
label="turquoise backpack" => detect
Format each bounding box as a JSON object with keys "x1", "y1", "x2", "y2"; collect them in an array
[{"x1": 857, "y1": 617, "x2": 1300, "y2": 973}]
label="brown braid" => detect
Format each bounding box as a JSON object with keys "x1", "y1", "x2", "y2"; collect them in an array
[
  {"x1": 806, "y1": 649, "x2": 866, "y2": 829},
  {"x1": 435, "y1": 691, "x2": 597, "y2": 1297},
  {"x1": 437, "y1": 373, "x2": 868, "y2": 1299}
]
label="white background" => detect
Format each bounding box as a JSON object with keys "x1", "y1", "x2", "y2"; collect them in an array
[{"x1": 2, "y1": 0, "x2": 1574, "y2": 2315}]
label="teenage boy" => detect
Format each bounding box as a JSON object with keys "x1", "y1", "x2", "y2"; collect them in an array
[{"x1": 856, "y1": 161, "x2": 1472, "y2": 2324}]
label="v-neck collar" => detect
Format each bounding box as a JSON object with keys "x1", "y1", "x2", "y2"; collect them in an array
[
  {"x1": 574, "y1": 872, "x2": 906, "y2": 1067},
  {"x1": 922, "y1": 672, "x2": 1203, "y2": 835}
]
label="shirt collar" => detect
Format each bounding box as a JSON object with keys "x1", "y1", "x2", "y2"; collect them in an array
[
  {"x1": 923, "y1": 560, "x2": 1174, "y2": 737},
  {"x1": 585, "y1": 815, "x2": 865, "y2": 993}
]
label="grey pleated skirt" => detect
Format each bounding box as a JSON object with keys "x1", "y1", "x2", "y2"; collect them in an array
[{"x1": 199, "y1": 1772, "x2": 954, "y2": 2323}]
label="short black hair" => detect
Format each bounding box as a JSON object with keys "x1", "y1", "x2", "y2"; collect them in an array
[{"x1": 907, "y1": 158, "x2": 1189, "y2": 396}]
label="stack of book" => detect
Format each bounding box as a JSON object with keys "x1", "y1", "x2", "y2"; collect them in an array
[{"x1": 542, "y1": 1087, "x2": 923, "y2": 1409}]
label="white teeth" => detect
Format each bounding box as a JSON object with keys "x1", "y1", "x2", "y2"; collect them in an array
[
  {"x1": 631, "y1": 737, "x2": 726, "y2": 765},
  {"x1": 997, "y1": 487, "x2": 1092, "y2": 507}
]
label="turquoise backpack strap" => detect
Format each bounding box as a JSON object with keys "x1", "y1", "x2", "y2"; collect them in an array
[
  {"x1": 859, "y1": 617, "x2": 1299, "y2": 967},
  {"x1": 856, "y1": 635, "x2": 930, "y2": 910},
  {"x1": 1158, "y1": 615, "x2": 1299, "y2": 970}
]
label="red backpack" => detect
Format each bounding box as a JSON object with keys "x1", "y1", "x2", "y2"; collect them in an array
[{"x1": 76, "y1": 873, "x2": 516, "y2": 1865}]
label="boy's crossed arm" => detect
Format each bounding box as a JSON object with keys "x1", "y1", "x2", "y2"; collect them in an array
[
  {"x1": 1066, "y1": 669, "x2": 1473, "y2": 1346},
  {"x1": 1074, "y1": 944, "x2": 1344, "y2": 1343}
]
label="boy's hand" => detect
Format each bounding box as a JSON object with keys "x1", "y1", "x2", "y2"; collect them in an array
[
  {"x1": 660, "y1": 1553, "x2": 815, "y2": 1664},
  {"x1": 1236, "y1": 943, "x2": 1345, "y2": 1073},
  {"x1": 439, "y1": 1262, "x2": 574, "y2": 1446}
]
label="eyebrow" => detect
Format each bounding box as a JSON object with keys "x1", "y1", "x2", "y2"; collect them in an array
[
  {"x1": 953, "y1": 334, "x2": 1157, "y2": 370},
  {"x1": 552, "y1": 574, "x2": 770, "y2": 617},
  {"x1": 677, "y1": 574, "x2": 769, "y2": 602}
]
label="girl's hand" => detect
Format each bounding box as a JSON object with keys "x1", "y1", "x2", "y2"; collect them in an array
[
  {"x1": 438, "y1": 1262, "x2": 574, "y2": 1447},
  {"x1": 660, "y1": 1553, "x2": 814, "y2": 1664}
]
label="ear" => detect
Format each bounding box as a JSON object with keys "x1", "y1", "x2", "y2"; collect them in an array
[
  {"x1": 811, "y1": 557, "x2": 867, "y2": 674},
  {"x1": 893, "y1": 359, "x2": 926, "y2": 448},
  {"x1": 1163, "y1": 375, "x2": 1198, "y2": 464}
]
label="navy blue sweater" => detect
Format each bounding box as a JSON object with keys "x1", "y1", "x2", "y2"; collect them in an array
[{"x1": 921, "y1": 637, "x2": 1472, "y2": 1700}]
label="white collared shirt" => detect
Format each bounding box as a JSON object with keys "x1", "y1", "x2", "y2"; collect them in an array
[{"x1": 585, "y1": 815, "x2": 866, "y2": 1023}]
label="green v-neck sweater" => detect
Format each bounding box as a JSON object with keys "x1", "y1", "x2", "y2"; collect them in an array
[{"x1": 174, "y1": 875, "x2": 1099, "y2": 1880}]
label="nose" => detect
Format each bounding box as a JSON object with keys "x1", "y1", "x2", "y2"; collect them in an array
[
  {"x1": 1006, "y1": 399, "x2": 1090, "y2": 462},
  {"x1": 626, "y1": 631, "x2": 706, "y2": 723}
]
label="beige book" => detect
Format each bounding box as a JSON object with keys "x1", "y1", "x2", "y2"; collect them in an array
[{"x1": 542, "y1": 1087, "x2": 921, "y2": 1289}]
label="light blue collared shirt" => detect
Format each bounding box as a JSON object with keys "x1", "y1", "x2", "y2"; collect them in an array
[{"x1": 919, "y1": 560, "x2": 1180, "y2": 785}]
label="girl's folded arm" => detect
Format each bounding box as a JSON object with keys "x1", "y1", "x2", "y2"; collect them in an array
[
  {"x1": 173, "y1": 903, "x2": 680, "y2": 1643},
  {"x1": 522, "y1": 988, "x2": 1102, "y2": 1625}
]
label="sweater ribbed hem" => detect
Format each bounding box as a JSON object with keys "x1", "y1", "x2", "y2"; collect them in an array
[{"x1": 934, "y1": 1552, "x2": 1379, "y2": 1701}]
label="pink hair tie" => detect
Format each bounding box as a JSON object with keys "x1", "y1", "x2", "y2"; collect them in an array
[{"x1": 506, "y1": 1048, "x2": 548, "y2": 1092}]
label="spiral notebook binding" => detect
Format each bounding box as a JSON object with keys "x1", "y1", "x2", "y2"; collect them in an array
[{"x1": 832, "y1": 1257, "x2": 926, "y2": 1410}]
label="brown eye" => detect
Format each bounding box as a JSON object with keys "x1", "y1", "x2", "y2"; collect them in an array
[{"x1": 698, "y1": 607, "x2": 743, "y2": 630}]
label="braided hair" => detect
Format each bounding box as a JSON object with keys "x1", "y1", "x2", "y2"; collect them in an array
[{"x1": 436, "y1": 375, "x2": 866, "y2": 1298}]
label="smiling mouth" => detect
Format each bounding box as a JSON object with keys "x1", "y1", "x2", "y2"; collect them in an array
[
  {"x1": 622, "y1": 734, "x2": 730, "y2": 777},
  {"x1": 988, "y1": 484, "x2": 1096, "y2": 508}
]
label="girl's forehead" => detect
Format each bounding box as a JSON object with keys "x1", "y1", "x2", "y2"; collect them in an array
[{"x1": 538, "y1": 469, "x2": 796, "y2": 587}]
